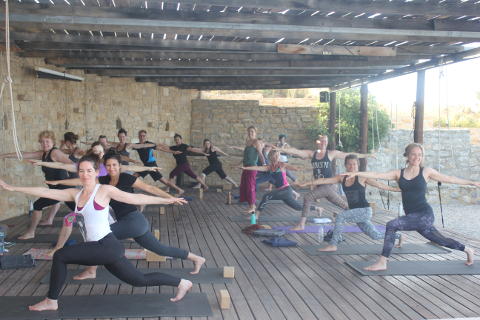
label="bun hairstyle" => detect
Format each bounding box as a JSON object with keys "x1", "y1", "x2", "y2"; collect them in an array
[
  {"x1": 403, "y1": 143, "x2": 424, "y2": 166},
  {"x1": 117, "y1": 128, "x2": 127, "y2": 136},
  {"x1": 63, "y1": 132, "x2": 79, "y2": 144},
  {"x1": 174, "y1": 133, "x2": 182, "y2": 140},
  {"x1": 78, "y1": 153, "x2": 101, "y2": 170}
]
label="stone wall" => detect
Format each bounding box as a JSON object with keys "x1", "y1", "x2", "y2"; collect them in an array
[
  {"x1": 366, "y1": 129, "x2": 480, "y2": 205},
  {"x1": 188, "y1": 99, "x2": 321, "y2": 186},
  {"x1": 0, "y1": 54, "x2": 198, "y2": 220}
]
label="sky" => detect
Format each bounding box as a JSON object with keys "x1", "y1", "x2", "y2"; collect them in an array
[{"x1": 368, "y1": 56, "x2": 480, "y2": 119}]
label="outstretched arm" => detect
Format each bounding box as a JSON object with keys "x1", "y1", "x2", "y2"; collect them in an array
[
  {"x1": 105, "y1": 185, "x2": 186, "y2": 205},
  {"x1": 133, "y1": 178, "x2": 175, "y2": 199},
  {"x1": 296, "y1": 176, "x2": 341, "y2": 188},
  {"x1": 187, "y1": 146, "x2": 208, "y2": 155},
  {"x1": 0, "y1": 151, "x2": 43, "y2": 160},
  {"x1": 365, "y1": 178, "x2": 401, "y2": 192},
  {"x1": 331, "y1": 150, "x2": 374, "y2": 160},
  {"x1": 46, "y1": 178, "x2": 82, "y2": 187},
  {"x1": 213, "y1": 147, "x2": 229, "y2": 157},
  {"x1": 342, "y1": 170, "x2": 400, "y2": 181},
  {"x1": 426, "y1": 168, "x2": 480, "y2": 187},
  {"x1": 121, "y1": 164, "x2": 162, "y2": 173},
  {"x1": 120, "y1": 155, "x2": 142, "y2": 165},
  {"x1": 241, "y1": 165, "x2": 269, "y2": 172},
  {"x1": 272, "y1": 146, "x2": 313, "y2": 159},
  {"x1": 128, "y1": 143, "x2": 156, "y2": 150},
  {"x1": 30, "y1": 160, "x2": 77, "y2": 173},
  {"x1": 0, "y1": 179, "x2": 75, "y2": 202}
]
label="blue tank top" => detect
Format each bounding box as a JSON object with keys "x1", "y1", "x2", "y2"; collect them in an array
[
  {"x1": 311, "y1": 150, "x2": 333, "y2": 179},
  {"x1": 398, "y1": 167, "x2": 429, "y2": 214},
  {"x1": 342, "y1": 176, "x2": 369, "y2": 209}
]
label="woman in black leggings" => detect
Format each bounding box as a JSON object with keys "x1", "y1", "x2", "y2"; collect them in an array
[
  {"x1": 48, "y1": 152, "x2": 205, "y2": 280},
  {"x1": 344, "y1": 143, "x2": 480, "y2": 271},
  {"x1": 0, "y1": 154, "x2": 191, "y2": 312}
]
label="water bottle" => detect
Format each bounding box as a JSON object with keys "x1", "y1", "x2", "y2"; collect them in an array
[
  {"x1": 317, "y1": 225, "x2": 324, "y2": 242},
  {"x1": 250, "y1": 212, "x2": 257, "y2": 225}
]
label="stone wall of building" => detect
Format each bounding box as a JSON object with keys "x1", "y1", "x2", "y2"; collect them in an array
[
  {"x1": 0, "y1": 54, "x2": 198, "y2": 220},
  {"x1": 188, "y1": 99, "x2": 321, "y2": 186}
]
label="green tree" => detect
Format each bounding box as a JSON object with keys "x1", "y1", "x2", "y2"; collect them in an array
[{"x1": 306, "y1": 88, "x2": 391, "y2": 152}]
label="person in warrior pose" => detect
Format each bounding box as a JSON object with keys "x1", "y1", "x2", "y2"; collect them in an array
[
  {"x1": 298, "y1": 154, "x2": 403, "y2": 251},
  {"x1": 133, "y1": 129, "x2": 184, "y2": 194},
  {"x1": 167, "y1": 134, "x2": 208, "y2": 190},
  {"x1": 194, "y1": 139, "x2": 237, "y2": 188},
  {"x1": 242, "y1": 150, "x2": 301, "y2": 219},
  {"x1": 47, "y1": 152, "x2": 205, "y2": 280},
  {"x1": 238, "y1": 126, "x2": 266, "y2": 213},
  {"x1": 342, "y1": 143, "x2": 478, "y2": 270},
  {"x1": 0, "y1": 154, "x2": 192, "y2": 311},
  {"x1": 276, "y1": 134, "x2": 297, "y2": 183},
  {"x1": 0, "y1": 130, "x2": 76, "y2": 239},
  {"x1": 275, "y1": 134, "x2": 373, "y2": 230}
]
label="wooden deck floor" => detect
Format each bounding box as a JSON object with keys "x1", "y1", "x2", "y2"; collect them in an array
[{"x1": 2, "y1": 190, "x2": 480, "y2": 320}]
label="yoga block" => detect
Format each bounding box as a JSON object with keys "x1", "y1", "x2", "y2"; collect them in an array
[
  {"x1": 220, "y1": 289, "x2": 231, "y2": 309},
  {"x1": 154, "y1": 229, "x2": 160, "y2": 240},
  {"x1": 223, "y1": 266, "x2": 235, "y2": 279},
  {"x1": 145, "y1": 249, "x2": 167, "y2": 262},
  {"x1": 223, "y1": 184, "x2": 232, "y2": 191},
  {"x1": 198, "y1": 188, "x2": 204, "y2": 200},
  {"x1": 160, "y1": 207, "x2": 165, "y2": 215},
  {"x1": 216, "y1": 188, "x2": 223, "y2": 193}
]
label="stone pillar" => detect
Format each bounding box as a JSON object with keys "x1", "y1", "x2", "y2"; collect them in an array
[
  {"x1": 359, "y1": 84, "x2": 368, "y2": 171},
  {"x1": 414, "y1": 70, "x2": 425, "y2": 144}
]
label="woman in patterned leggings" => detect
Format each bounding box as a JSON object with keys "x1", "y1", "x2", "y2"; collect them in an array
[
  {"x1": 298, "y1": 154, "x2": 402, "y2": 252},
  {"x1": 343, "y1": 143, "x2": 480, "y2": 271}
]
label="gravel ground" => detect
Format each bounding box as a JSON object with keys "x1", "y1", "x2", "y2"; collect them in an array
[{"x1": 373, "y1": 200, "x2": 480, "y2": 240}]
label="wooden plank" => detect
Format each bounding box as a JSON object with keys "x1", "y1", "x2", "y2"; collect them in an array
[
  {"x1": 278, "y1": 44, "x2": 397, "y2": 57},
  {"x1": 5, "y1": 13, "x2": 480, "y2": 43}
]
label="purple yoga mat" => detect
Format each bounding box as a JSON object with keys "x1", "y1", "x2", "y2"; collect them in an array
[{"x1": 274, "y1": 224, "x2": 386, "y2": 234}]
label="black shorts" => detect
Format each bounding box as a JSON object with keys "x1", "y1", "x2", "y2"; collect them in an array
[
  {"x1": 34, "y1": 184, "x2": 76, "y2": 211},
  {"x1": 203, "y1": 164, "x2": 227, "y2": 179},
  {"x1": 137, "y1": 162, "x2": 163, "y2": 181}
]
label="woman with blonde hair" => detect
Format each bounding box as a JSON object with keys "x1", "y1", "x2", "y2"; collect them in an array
[{"x1": 343, "y1": 143, "x2": 480, "y2": 271}]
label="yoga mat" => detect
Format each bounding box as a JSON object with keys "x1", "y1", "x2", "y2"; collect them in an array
[
  {"x1": 301, "y1": 243, "x2": 452, "y2": 256},
  {"x1": 25, "y1": 248, "x2": 147, "y2": 260},
  {"x1": 229, "y1": 215, "x2": 316, "y2": 223},
  {"x1": 274, "y1": 224, "x2": 386, "y2": 234},
  {"x1": 0, "y1": 293, "x2": 212, "y2": 319},
  {"x1": 7, "y1": 234, "x2": 132, "y2": 244},
  {"x1": 346, "y1": 260, "x2": 480, "y2": 276},
  {"x1": 37, "y1": 220, "x2": 65, "y2": 228},
  {"x1": 41, "y1": 267, "x2": 232, "y2": 284}
]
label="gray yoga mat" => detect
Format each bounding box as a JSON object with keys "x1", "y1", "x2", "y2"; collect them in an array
[
  {"x1": 41, "y1": 267, "x2": 232, "y2": 284},
  {"x1": 229, "y1": 215, "x2": 316, "y2": 223},
  {"x1": 0, "y1": 293, "x2": 212, "y2": 319},
  {"x1": 346, "y1": 260, "x2": 480, "y2": 276},
  {"x1": 302, "y1": 243, "x2": 451, "y2": 256},
  {"x1": 7, "y1": 233, "x2": 132, "y2": 244}
]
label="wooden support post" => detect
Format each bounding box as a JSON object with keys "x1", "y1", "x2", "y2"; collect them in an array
[
  {"x1": 328, "y1": 91, "x2": 337, "y2": 174},
  {"x1": 199, "y1": 188, "x2": 204, "y2": 200},
  {"x1": 414, "y1": 70, "x2": 425, "y2": 144},
  {"x1": 219, "y1": 289, "x2": 231, "y2": 309},
  {"x1": 159, "y1": 207, "x2": 165, "y2": 215},
  {"x1": 223, "y1": 266, "x2": 235, "y2": 278},
  {"x1": 359, "y1": 84, "x2": 368, "y2": 171}
]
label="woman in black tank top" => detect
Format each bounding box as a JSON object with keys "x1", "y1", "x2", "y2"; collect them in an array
[
  {"x1": 0, "y1": 130, "x2": 76, "y2": 240},
  {"x1": 195, "y1": 139, "x2": 237, "y2": 188},
  {"x1": 344, "y1": 143, "x2": 480, "y2": 271},
  {"x1": 298, "y1": 154, "x2": 401, "y2": 252}
]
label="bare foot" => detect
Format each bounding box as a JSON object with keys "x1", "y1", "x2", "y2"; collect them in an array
[
  {"x1": 170, "y1": 279, "x2": 192, "y2": 302},
  {"x1": 18, "y1": 232, "x2": 35, "y2": 240},
  {"x1": 318, "y1": 245, "x2": 338, "y2": 252},
  {"x1": 38, "y1": 220, "x2": 53, "y2": 226},
  {"x1": 203, "y1": 185, "x2": 209, "y2": 191},
  {"x1": 178, "y1": 189, "x2": 185, "y2": 195},
  {"x1": 190, "y1": 256, "x2": 206, "y2": 275},
  {"x1": 465, "y1": 247, "x2": 475, "y2": 266},
  {"x1": 364, "y1": 257, "x2": 387, "y2": 271},
  {"x1": 290, "y1": 225, "x2": 305, "y2": 231},
  {"x1": 73, "y1": 269, "x2": 97, "y2": 280},
  {"x1": 293, "y1": 191, "x2": 300, "y2": 200},
  {"x1": 28, "y1": 298, "x2": 58, "y2": 311},
  {"x1": 395, "y1": 233, "x2": 405, "y2": 248}
]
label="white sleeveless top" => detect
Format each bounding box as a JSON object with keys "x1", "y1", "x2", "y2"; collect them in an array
[{"x1": 75, "y1": 184, "x2": 112, "y2": 242}]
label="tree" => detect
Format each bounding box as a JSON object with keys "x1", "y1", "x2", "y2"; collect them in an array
[{"x1": 306, "y1": 88, "x2": 391, "y2": 152}]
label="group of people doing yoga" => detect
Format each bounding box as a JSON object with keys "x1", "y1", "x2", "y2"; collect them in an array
[{"x1": 236, "y1": 126, "x2": 480, "y2": 271}]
